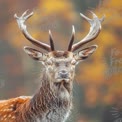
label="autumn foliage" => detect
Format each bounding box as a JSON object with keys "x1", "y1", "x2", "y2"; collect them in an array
[{"x1": 0, "y1": 0, "x2": 122, "y2": 122}]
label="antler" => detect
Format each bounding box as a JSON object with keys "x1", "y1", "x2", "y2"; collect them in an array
[
  {"x1": 14, "y1": 10, "x2": 55, "y2": 52},
  {"x1": 68, "y1": 25, "x2": 75, "y2": 51},
  {"x1": 49, "y1": 30, "x2": 55, "y2": 51},
  {"x1": 68, "y1": 11, "x2": 105, "y2": 52}
]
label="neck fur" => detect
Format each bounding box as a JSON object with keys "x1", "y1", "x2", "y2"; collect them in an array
[{"x1": 20, "y1": 70, "x2": 73, "y2": 120}]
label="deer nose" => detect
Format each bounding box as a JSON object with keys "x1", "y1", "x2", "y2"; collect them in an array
[{"x1": 58, "y1": 70, "x2": 69, "y2": 79}]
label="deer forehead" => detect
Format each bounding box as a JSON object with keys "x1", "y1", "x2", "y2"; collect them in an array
[{"x1": 48, "y1": 51, "x2": 74, "y2": 58}]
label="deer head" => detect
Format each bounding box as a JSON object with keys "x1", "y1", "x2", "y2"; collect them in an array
[{"x1": 14, "y1": 10, "x2": 104, "y2": 94}]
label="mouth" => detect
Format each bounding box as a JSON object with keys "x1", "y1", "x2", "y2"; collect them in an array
[{"x1": 54, "y1": 79, "x2": 71, "y2": 93}]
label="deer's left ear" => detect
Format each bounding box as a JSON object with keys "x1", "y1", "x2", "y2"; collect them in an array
[{"x1": 75, "y1": 45, "x2": 98, "y2": 60}]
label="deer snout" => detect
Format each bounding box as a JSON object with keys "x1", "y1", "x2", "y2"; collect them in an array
[{"x1": 58, "y1": 70, "x2": 69, "y2": 79}]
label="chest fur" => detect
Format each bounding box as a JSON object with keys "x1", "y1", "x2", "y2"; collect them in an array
[{"x1": 36, "y1": 106, "x2": 71, "y2": 122}]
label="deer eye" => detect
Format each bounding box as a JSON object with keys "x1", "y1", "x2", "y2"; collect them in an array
[
  {"x1": 55, "y1": 62, "x2": 60, "y2": 66},
  {"x1": 47, "y1": 60, "x2": 53, "y2": 65},
  {"x1": 71, "y1": 59, "x2": 76, "y2": 65}
]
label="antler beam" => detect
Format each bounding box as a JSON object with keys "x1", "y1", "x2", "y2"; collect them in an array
[
  {"x1": 14, "y1": 10, "x2": 54, "y2": 52},
  {"x1": 70, "y1": 11, "x2": 105, "y2": 52}
]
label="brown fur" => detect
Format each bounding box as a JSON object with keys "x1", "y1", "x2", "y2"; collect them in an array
[{"x1": 0, "y1": 69, "x2": 73, "y2": 122}]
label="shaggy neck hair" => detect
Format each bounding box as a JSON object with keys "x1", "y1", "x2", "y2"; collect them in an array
[{"x1": 17, "y1": 69, "x2": 73, "y2": 122}]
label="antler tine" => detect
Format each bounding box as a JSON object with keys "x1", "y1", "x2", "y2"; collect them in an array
[
  {"x1": 14, "y1": 10, "x2": 51, "y2": 51},
  {"x1": 71, "y1": 11, "x2": 105, "y2": 52},
  {"x1": 68, "y1": 25, "x2": 75, "y2": 51},
  {"x1": 49, "y1": 30, "x2": 55, "y2": 51}
]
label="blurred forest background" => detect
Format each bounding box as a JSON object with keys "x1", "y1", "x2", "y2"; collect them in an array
[{"x1": 0, "y1": 0, "x2": 122, "y2": 122}]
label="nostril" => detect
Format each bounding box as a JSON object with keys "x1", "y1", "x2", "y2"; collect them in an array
[
  {"x1": 59, "y1": 70, "x2": 69, "y2": 78},
  {"x1": 59, "y1": 70, "x2": 67, "y2": 75}
]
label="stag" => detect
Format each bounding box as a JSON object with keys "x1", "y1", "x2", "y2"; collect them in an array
[{"x1": 0, "y1": 10, "x2": 104, "y2": 122}]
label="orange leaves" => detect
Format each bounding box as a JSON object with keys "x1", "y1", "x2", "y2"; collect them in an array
[
  {"x1": 85, "y1": 85, "x2": 99, "y2": 107},
  {"x1": 106, "y1": 0, "x2": 122, "y2": 8},
  {"x1": 39, "y1": 0, "x2": 73, "y2": 14}
]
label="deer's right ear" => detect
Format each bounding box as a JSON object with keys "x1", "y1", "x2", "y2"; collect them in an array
[{"x1": 24, "y1": 46, "x2": 45, "y2": 61}]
